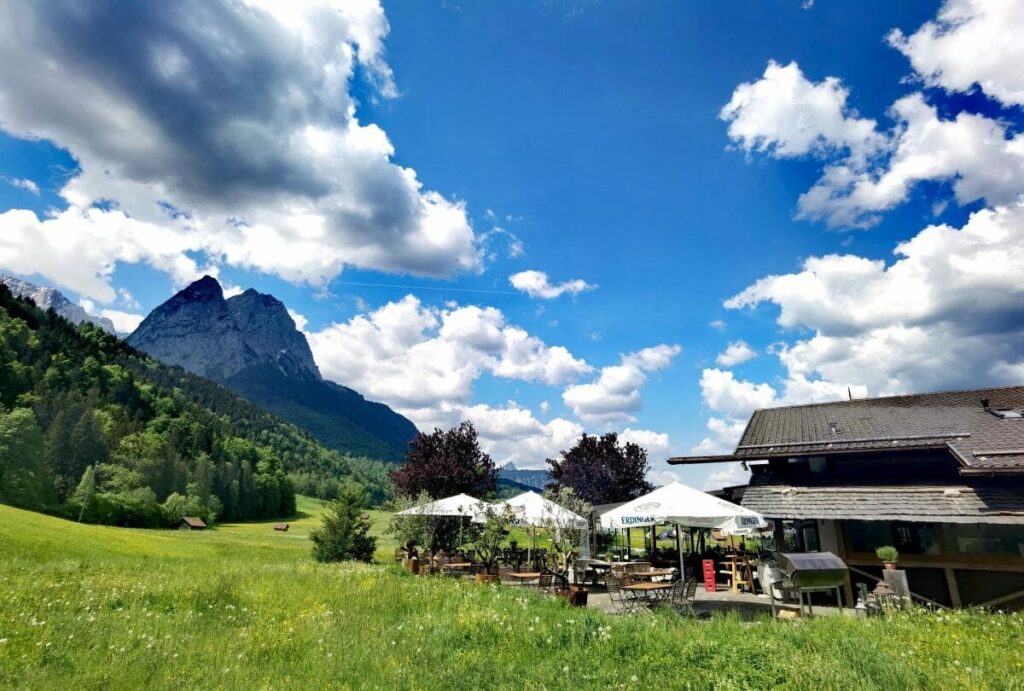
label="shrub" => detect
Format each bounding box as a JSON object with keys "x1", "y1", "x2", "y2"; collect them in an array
[
  {"x1": 876, "y1": 545, "x2": 899, "y2": 562},
  {"x1": 310, "y1": 484, "x2": 376, "y2": 563}
]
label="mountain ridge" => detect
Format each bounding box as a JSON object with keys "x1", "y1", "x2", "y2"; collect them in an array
[
  {"x1": 0, "y1": 274, "x2": 116, "y2": 333},
  {"x1": 127, "y1": 276, "x2": 416, "y2": 462}
]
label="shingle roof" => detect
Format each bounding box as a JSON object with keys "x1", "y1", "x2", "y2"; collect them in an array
[
  {"x1": 729, "y1": 386, "x2": 1024, "y2": 473},
  {"x1": 742, "y1": 477, "x2": 1024, "y2": 524},
  {"x1": 181, "y1": 516, "x2": 207, "y2": 528}
]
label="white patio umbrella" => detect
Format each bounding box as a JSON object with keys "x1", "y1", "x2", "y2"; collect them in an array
[
  {"x1": 397, "y1": 493, "x2": 490, "y2": 555},
  {"x1": 396, "y1": 492, "x2": 489, "y2": 517},
  {"x1": 484, "y1": 491, "x2": 587, "y2": 564},
  {"x1": 599, "y1": 482, "x2": 767, "y2": 575}
]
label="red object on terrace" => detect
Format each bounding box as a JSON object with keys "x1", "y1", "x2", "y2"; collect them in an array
[{"x1": 702, "y1": 559, "x2": 716, "y2": 593}]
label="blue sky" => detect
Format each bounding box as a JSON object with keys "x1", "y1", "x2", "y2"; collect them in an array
[{"x1": 1, "y1": 0, "x2": 1022, "y2": 489}]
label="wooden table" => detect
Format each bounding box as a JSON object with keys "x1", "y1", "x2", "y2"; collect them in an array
[
  {"x1": 629, "y1": 568, "x2": 675, "y2": 582},
  {"x1": 439, "y1": 562, "x2": 472, "y2": 575},
  {"x1": 623, "y1": 582, "x2": 673, "y2": 604},
  {"x1": 507, "y1": 571, "x2": 542, "y2": 584}
]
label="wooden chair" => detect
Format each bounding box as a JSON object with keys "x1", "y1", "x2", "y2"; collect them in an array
[
  {"x1": 606, "y1": 575, "x2": 640, "y2": 614},
  {"x1": 664, "y1": 578, "x2": 698, "y2": 617},
  {"x1": 537, "y1": 572, "x2": 553, "y2": 594}
]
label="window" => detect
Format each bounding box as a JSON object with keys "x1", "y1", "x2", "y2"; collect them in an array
[
  {"x1": 777, "y1": 519, "x2": 820, "y2": 552},
  {"x1": 947, "y1": 524, "x2": 1024, "y2": 558},
  {"x1": 845, "y1": 521, "x2": 940, "y2": 555}
]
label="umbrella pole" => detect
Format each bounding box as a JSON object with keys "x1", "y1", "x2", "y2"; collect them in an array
[
  {"x1": 676, "y1": 524, "x2": 685, "y2": 580},
  {"x1": 675, "y1": 526, "x2": 684, "y2": 579}
]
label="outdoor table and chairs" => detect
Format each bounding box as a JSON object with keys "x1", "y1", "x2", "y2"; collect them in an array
[
  {"x1": 627, "y1": 568, "x2": 676, "y2": 583},
  {"x1": 623, "y1": 581, "x2": 674, "y2": 603}
]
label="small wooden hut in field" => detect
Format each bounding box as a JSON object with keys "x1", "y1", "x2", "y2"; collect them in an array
[
  {"x1": 273, "y1": 523, "x2": 290, "y2": 532},
  {"x1": 178, "y1": 516, "x2": 207, "y2": 530}
]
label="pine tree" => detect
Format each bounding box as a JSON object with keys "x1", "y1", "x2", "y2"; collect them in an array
[{"x1": 310, "y1": 484, "x2": 376, "y2": 563}]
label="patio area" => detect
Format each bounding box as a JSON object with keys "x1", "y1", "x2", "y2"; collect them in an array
[{"x1": 586, "y1": 583, "x2": 849, "y2": 619}]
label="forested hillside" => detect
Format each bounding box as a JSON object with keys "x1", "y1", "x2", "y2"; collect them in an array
[{"x1": 0, "y1": 285, "x2": 392, "y2": 527}]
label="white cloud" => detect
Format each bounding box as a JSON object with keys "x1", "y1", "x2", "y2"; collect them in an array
[
  {"x1": 306, "y1": 295, "x2": 591, "y2": 424},
  {"x1": 0, "y1": 1, "x2": 480, "y2": 300},
  {"x1": 562, "y1": 344, "x2": 681, "y2": 424},
  {"x1": 889, "y1": 0, "x2": 1024, "y2": 108},
  {"x1": 720, "y1": 61, "x2": 882, "y2": 163},
  {"x1": 98, "y1": 309, "x2": 145, "y2": 335},
  {"x1": 700, "y1": 203, "x2": 1024, "y2": 450},
  {"x1": 3, "y1": 178, "x2": 39, "y2": 195},
  {"x1": 461, "y1": 402, "x2": 583, "y2": 470},
  {"x1": 698, "y1": 368, "x2": 776, "y2": 420},
  {"x1": 287, "y1": 309, "x2": 309, "y2": 332},
  {"x1": 703, "y1": 463, "x2": 750, "y2": 491},
  {"x1": 715, "y1": 340, "x2": 757, "y2": 367},
  {"x1": 80, "y1": 298, "x2": 144, "y2": 334},
  {"x1": 722, "y1": 58, "x2": 1024, "y2": 228},
  {"x1": 509, "y1": 270, "x2": 596, "y2": 299},
  {"x1": 620, "y1": 428, "x2": 671, "y2": 459},
  {"x1": 797, "y1": 94, "x2": 1024, "y2": 228},
  {"x1": 0, "y1": 207, "x2": 204, "y2": 301}
]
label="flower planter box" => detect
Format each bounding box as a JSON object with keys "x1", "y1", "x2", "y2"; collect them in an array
[{"x1": 556, "y1": 586, "x2": 589, "y2": 607}]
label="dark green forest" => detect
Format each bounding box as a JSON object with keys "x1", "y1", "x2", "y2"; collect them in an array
[{"x1": 0, "y1": 286, "x2": 393, "y2": 527}]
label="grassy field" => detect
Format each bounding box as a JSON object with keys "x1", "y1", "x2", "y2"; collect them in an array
[{"x1": 2, "y1": 501, "x2": 1023, "y2": 689}]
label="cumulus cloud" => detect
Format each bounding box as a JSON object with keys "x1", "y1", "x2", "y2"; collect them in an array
[
  {"x1": 461, "y1": 402, "x2": 583, "y2": 470},
  {"x1": 723, "y1": 56, "x2": 1024, "y2": 228},
  {"x1": 509, "y1": 270, "x2": 596, "y2": 299},
  {"x1": 889, "y1": 0, "x2": 1024, "y2": 108},
  {"x1": 697, "y1": 203, "x2": 1024, "y2": 458},
  {"x1": 562, "y1": 344, "x2": 681, "y2": 424},
  {"x1": 797, "y1": 94, "x2": 1024, "y2": 227},
  {"x1": 0, "y1": 207, "x2": 204, "y2": 301},
  {"x1": 715, "y1": 341, "x2": 757, "y2": 367},
  {"x1": 619, "y1": 428, "x2": 671, "y2": 459},
  {"x1": 721, "y1": 61, "x2": 882, "y2": 163},
  {"x1": 306, "y1": 295, "x2": 592, "y2": 425},
  {"x1": 0, "y1": 0, "x2": 480, "y2": 304}
]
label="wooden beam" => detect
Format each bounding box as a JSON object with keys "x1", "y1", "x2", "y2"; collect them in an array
[
  {"x1": 944, "y1": 568, "x2": 962, "y2": 608},
  {"x1": 978, "y1": 588, "x2": 1024, "y2": 610}
]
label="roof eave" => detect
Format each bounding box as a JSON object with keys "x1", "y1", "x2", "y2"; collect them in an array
[{"x1": 667, "y1": 454, "x2": 744, "y2": 465}]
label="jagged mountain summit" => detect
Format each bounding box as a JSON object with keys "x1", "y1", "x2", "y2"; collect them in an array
[
  {"x1": 128, "y1": 276, "x2": 417, "y2": 461},
  {"x1": 129, "y1": 276, "x2": 320, "y2": 381},
  {"x1": 0, "y1": 274, "x2": 116, "y2": 333}
]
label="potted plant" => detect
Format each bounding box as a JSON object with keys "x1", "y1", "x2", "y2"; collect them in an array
[
  {"x1": 876, "y1": 545, "x2": 899, "y2": 570},
  {"x1": 470, "y1": 504, "x2": 513, "y2": 584},
  {"x1": 538, "y1": 487, "x2": 592, "y2": 607}
]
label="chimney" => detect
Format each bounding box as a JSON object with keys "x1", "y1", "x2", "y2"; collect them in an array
[{"x1": 981, "y1": 398, "x2": 990, "y2": 411}]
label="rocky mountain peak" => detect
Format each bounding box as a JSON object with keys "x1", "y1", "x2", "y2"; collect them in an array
[
  {"x1": 0, "y1": 274, "x2": 116, "y2": 334},
  {"x1": 127, "y1": 276, "x2": 320, "y2": 382}
]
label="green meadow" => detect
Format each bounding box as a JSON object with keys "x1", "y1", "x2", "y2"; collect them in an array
[{"x1": 1, "y1": 499, "x2": 1023, "y2": 690}]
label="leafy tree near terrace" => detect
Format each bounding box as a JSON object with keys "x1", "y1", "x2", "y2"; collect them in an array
[
  {"x1": 545, "y1": 433, "x2": 653, "y2": 505},
  {"x1": 310, "y1": 483, "x2": 376, "y2": 563},
  {"x1": 389, "y1": 422, "x2": 497, "y2": 499}
]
